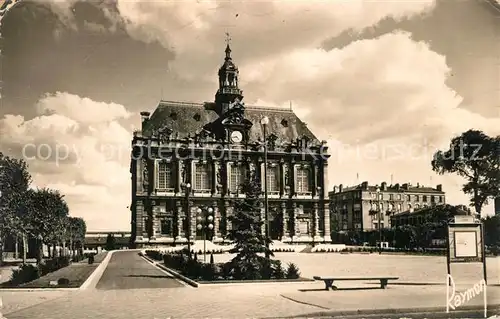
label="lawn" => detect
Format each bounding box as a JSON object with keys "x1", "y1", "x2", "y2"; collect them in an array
[{"x1": 4, "y1": 253, "x2": 107, "y2": 288}]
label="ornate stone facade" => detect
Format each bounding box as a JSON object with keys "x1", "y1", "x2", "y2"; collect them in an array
[{"x1": 130, "y1": 43, "x2": 330, "y2": 246}]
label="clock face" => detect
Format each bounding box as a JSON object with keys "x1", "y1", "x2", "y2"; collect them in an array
[{"x1": 230, "y1": 130, "x2": 243, "y2": 143}]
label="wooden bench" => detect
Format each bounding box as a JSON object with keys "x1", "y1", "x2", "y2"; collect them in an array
[{"x1": 313, "y1": 276, "x2": 399, "y2": 290}]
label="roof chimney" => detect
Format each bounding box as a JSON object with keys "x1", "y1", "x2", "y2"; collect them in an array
[
  {"x1": 339, "y1": 184, "x2": 343, "y2": 193},
  {"x1": 394, "y1": 183, "x2": 400, "y2": 190},
  {"x1": 436, "y1": 184, "x2": 442, "y2": 192},
  {"x1": 140, "y1": 111, "x2": 150, "y2": 132},
  {"x1": 361, "y1": 181, "x2": 368, "y2": 190},
  {"x1": 402, "y1": 183, "x2": 410, "y2": 190}
]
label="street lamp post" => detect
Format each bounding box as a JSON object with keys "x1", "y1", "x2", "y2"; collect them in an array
[
  {"x1": 376, "y1": 186, "x2": 382, "y2": 254},
  {"x1": 182, "y1": 183, "x2": 192, "y2": 258},
  {"x1": 260, "y1": 116, "x2": 270, "y2": 259},
  {"x1": 196, "y1": 206, "x2": 214, "y2": 262}
]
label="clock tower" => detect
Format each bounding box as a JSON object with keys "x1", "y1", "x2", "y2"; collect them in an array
[
  {"x1": 214, "y1": 35, "x2": 244, "y2": 117},
  {"x1": 204, "y1": 37, "x2": 252, "y2": 143}
]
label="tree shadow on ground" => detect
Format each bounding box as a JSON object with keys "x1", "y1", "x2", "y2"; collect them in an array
[
  {"x1": 125, "y1": 275, "x2": 172, "y2": 279},
  {"x1": 298, "y1": 287, "x2": 380, "y2": 292}
]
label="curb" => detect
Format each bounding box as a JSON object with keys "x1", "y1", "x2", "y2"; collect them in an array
[
  {"x1": 79, "y1": 251, "x2": 114, "y2": 290},
  {"x1": 139, "y1": 253, "x2": 198, "y2": 287},
  {"x1": 141, "y1": 253, "x2": 315, "y2": 288},
  {"x1": 156, "y1": 264, "x2": 199, "y2": 288},
  {"x1": 198, "y1": 279, "x2": 315, "y2": 287},
  {"x1": 283, "y1": 303, "x2": 500, "y2": 318},
  {"x1": 0, "y1": 288, "x2": 78, "y2": 292}
]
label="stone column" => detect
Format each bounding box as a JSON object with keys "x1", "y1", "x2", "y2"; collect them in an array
[
  {"x1": 176, "y1": 201, "x2": 185, "y2": 241},
  {"x1": 214, "y1": 161, "x2": 222, "y2": 195},
  {"x1": 211, "y1": 161, "x2": 218, "y2": 195},
  {"x1": 322, "y1": 162, "x2": 331, "y2": 242},
  {"x1": 136, "y1": 201, "x2": 145, "y2": 240},
  {"x1": 176, "y1": 161, "x2": 183, "y2": 194},
  {"x1": 212, "y1": 201, "x2": 221, "y2": 241},
  {"x1": 313, "y1": 203, "x2": 321, "y2": 241},
  {"x1": 190, "y1": 204, "x2": 196, "y2": 241},
  {"x1": 311, "y1": 163, "x2": 317, "y2": 197},
  {"x1": 279, "y1": 160, "x2": 285, "y2": 197},
  {"x1": 283, "y1": 162, "x2": 290, "y2": 198},
  {"x1": 281, "y1": 202, "x2": 290, "y2": 242},
  {"x1": 292, "y1": 203, "x2": 299, "y2": 240},
  {"x1": 224, "y1": 201, "x2": 232, "y2": 233},
  {"x1": 260, "y1": 202, "x2": 265, "y2": 236}
]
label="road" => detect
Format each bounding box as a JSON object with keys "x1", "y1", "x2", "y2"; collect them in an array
[{"x1": 95, "y1": 250, "x2": 184, "y2": 290}]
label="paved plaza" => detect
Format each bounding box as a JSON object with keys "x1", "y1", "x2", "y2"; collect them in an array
[{"x1": 1, "y1": 251, "x2": 499, "y2": 318}]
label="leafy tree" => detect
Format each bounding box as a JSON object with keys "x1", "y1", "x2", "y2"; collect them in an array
[
  {"x1": 483, "y1": 215, "x2": 500, "y2": 248},
  {"x1": 432, "y1": 130, "x2": 500, "y2": 216},
  {"x1": 0, "y1": 153, "x2": 32, "y2": 265},
  {"x1": 105, "y1": 233, "x2": 116, "y2": 251},
  {"x1": 227, "y1": 172, "x2": 273, "y2": 280},
  {"x1": 67, "y1": 217, "x2": 86, "y2": 257},
  {"x1": 25, "y1": 188, "x2": 70, "y2": 263},
  {"x1": 394, "y1": 225, "x2": 417, "y2": 249}
]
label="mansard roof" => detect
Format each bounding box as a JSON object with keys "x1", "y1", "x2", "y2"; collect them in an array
[{"x1": 143, "y1": 100, "x2": 320, "y2": 143}]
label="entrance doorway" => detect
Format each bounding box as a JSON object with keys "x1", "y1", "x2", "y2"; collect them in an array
[{"x1": 269, "y1": 211, "x2": 283, "y2": 240}]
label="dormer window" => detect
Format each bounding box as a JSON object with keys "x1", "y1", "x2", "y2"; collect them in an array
[
  {"x1": 169, "y1": 112, "x2": 177, "y2": 120},
  {"x1": 281, "y1": 119, "x2": 289, "y2": 127},
  {"x1": 193, "y1": 113, "x2": 201, "y2": 121}
]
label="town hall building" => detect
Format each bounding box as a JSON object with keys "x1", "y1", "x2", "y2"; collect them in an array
[{"x1": 129, "y1": 43, "x2": 331, "y2": 247}]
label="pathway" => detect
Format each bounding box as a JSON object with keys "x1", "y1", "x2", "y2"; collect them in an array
[{"x1": 95, "y1": 250, "x2": 184, "y2": 290}]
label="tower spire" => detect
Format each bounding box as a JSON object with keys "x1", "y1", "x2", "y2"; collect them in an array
[
  {"x1": 225, "y1": 32, "x2": 232, "y2": 60},
  {"x1": 214, "y1": 33, "x2": 243, "y2": 116}
]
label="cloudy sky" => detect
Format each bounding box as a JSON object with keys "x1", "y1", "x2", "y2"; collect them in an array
[{"x1": 0, "y1": 0, "x2": 499, "y2": 231}]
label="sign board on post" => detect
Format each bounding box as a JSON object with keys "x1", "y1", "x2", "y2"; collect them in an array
[
  {"x1": 446, "y1": 220, "x2": 488, "y2": 317},
  {"x1": 454, "y1": 215, "x2": 475, "y2": 224},
  {"x1": 448, "y1": 224, "x2": 482, "y2": 263}
]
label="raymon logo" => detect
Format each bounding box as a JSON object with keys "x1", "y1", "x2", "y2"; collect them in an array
[{"x1": 446, "y1": 274, "x2": 487, "y2": 317}]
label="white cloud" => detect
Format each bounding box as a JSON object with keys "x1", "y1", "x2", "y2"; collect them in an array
[
  {"x1": 113, "y1": 0, "x2": 436, "y2": 80},
  {"x1": 0, "y1": 92, "x2": 132, "y2": 230}
]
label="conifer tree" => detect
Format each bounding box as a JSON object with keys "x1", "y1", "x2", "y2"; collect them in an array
[{"x1": 227, "y1": 172, "x2": 273, "y2": 280}]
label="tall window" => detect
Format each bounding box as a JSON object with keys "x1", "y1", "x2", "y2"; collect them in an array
[
  {"x1": 194, "y1": 163, "x2": 212, "y2": 191},
  {"x1": 157, "y1": 161, "x2": 175, "y2": 190},
  {"x1": 423, "y1": 195, "x2": 428, "y2": 202},
  {"x1": 296, "y1": 166, "x2": 311, "y2": 193},
  {"x1": 229, "y1": 164, "x2": 247, "y2": 192},
  {"x1": 267, "y1": 166, "x2": 279, "y2": 193}
]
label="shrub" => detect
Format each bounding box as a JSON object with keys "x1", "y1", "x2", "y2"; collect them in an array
[
  {"x1": 200, "y1": 263, "x2": 216, "y2": 281},
  {"x1": 285, "y1": 263, "x2": 300, "y2": 279},
  {"x1": 10, "y1": 264, "x2": 40, "y2": 286},
  {"x1": 260, "y1": 258, "x2": 272, "y2": 280},
  {"x1": 57, "y1": 278, "x2": 70, "y2": 286},
  {"x1": 272, "y1": 260, "x2": 285, "y2": 279},
  {"x1": 219, "y1": 262, "x2": 233, "y2": 279},
  {"x1": 183, "y1": 258, "x2": 202, "y2": 279},
  {"x1": 145, "y1": 250, "x2": 163, "y2": 261}
]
